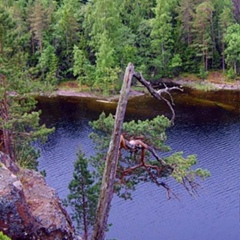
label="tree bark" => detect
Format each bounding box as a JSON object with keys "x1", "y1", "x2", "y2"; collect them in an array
[
  {"x1": 91, "y1": 63, "x2": 134, "y2": 240},
  {"x1": 0, "y1": 75, "x2": 14, "y2": 160},
  {"x1": 133, "y1": 72, "x2": 182, "y2": 124}
]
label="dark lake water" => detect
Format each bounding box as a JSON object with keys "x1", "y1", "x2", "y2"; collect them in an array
[{"x1": 36, "y1": 91, "x2": 240, "y2": 240}]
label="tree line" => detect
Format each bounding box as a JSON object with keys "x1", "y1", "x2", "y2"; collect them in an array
[{"x1": 1, "y1": 0, "x2": 240, "y2": 94}]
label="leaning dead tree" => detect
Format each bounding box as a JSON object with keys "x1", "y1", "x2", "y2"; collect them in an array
[
  {"x1": 91, "y1": 63, "x2": 134, "y2": 240},
  {"x1": 91, "y1": 63, "x2": 183, "y2": 240}
]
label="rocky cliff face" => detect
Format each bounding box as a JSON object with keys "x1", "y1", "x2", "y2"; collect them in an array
[{"x1": 0, "y1": 152, "x2": 78, "y2": 240}]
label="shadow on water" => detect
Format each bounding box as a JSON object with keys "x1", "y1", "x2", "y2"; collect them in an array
[{"x1": 36, "y1": 89, "x2": 240, "y2": 240}]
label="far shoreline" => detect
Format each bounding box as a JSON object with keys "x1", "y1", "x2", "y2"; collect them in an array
[
  {"x1": 173, "y1": 78, "x2": 240, "y2": 91},
  {"x1": 53, "y1": 77, "x2": 240, "y2": 101}
]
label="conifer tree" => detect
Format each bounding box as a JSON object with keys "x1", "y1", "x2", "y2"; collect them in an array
[
  {"x1": 65, "y1": 150, "x2": 99, "y2": 240},
  {"x1": 219, "y1": 0, "x2": 235, "y2": 71},
  {"x1": 53, "y1": 0, "x2": 82, "y2": 79},
  {"x1": 150, "y1": 0, "x2": 177, "y2": 77},
  {"x1": 28, "y1": 0, "x2": 54, "y2": 53},
  {"x1": 191, "y1": 1, "x2": 215, "y2": 72},
  {"x1": 0, "y1": 5, "x2": 53, "y2": 169},
  {"x1": 37, "y1": 43, "x2": 58, "y2": 85},
  {"x1": 83, "y1": 0, "x2": 128, "y2": 91},
  {"x1": 224, "y1": 23, "x2": 240, "y2": 76},
  {"x1": 73, "y1": 45, "x2": 94, "y2": 89}
]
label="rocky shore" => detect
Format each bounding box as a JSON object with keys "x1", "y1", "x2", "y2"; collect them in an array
[
  {"x1": 0, "y1": 152, "x2": 80, "y2": 240},
  {"x1": 53, "y1": 77, "x2": 240, "y2": 101}
]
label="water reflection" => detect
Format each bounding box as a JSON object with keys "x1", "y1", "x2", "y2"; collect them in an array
[{"x1": 37, "y1": 95, "x2": 240, "y2": 240}]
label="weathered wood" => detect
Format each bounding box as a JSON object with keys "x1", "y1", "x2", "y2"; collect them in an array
[
  {"x1": 133, "y1": 72, "x2": 183, "y2": 124},
  {"x1": 91, "y1": 63, "x2": 134, "y2": 240},
  {"x1": 0, "y1": 74, "x2": 14, "y2": 160}
]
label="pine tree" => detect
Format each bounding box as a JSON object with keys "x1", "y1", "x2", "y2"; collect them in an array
[
  {"x1": 83, "y1": 0, "x2": 127, "y2": 91},
  {"x1": 65, "y1": 150, "x2": 99, "y2": 240},
  {"x1": 73, "y1": 45, "x2": 94, "y2": 89},
  {"x1": 219, "y1": 0, "x2": 235, "y2": 71},
  {"x1": 224, "y1": 23, "x2": 240, "y2": 76},
  {"x1": 150, "y1": 0, "x2": 177, "y2": 77},
  {"x1": 177, "y1": 0, "x2": 195, "y2": 45},
  {"x1": 37, "y1": 43, "x2": 58, "y2": 85},
  {"x1": 29, "y1": 0, "x2": 49, "y2": 53},
  {"x1": 0, "y1": 5, "x2": 53, "y2": 169},
  {"x1": 191, "y1": 1, "x2": 215, "y2": 72},
  {"x1": 53, "y1": 0, "x2": 82, "y2": 79},
  {"x1": 90, "y1": 112, "x2": 210, "y2": 200}
]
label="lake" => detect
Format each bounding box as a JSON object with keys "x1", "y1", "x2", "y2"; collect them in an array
[{"x1": 36, "y1": 90, "x2": 240, "y2": 240}]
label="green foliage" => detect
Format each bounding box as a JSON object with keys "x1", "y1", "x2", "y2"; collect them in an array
[
  {"x1": 0, "y1": 88, "x2": 54, "y2": 169},
  {"x1": 122, "y1": 116, "x2": 171, "y2": 151},
  {"x1": 166, "y1": 152, "x2": 210, "y2": 184},
  {"x1": 89, "y1": 112, "x2": 210, "y2": 198},
  {"x1": 53, "y1": 0, "x2": 82, "y2": 79},
  {"x1": 95, "y1": 31, "x2": 121, "y2": 94},
  {"x1": 1, "y1": 0, "x2": 239, "y2": 91},
  {"x1": 226, "y1": 67, "x2": 236, "y2": 79},
  {"x1": 65, "y1": 150, "x2": 99, "y2": 237},
  {"x1": 89, "y1": 112, "x2": 115, "y2": 158},
  {"x1": 83, "y1": 0, "x2": 125, "y2": 93},
  {"x1": 224, "y1": 24, "x2": 240, "y2": 75},
  {"x1": 0, "y1": 231, "x2": 11, "y2": 240},
  {"x1": 37, "y1": 43, "x2": 58, "y2": 85},
  {"x1": 170, "y1": 54, "x2": 183, "y2": 76},
  {"x1": 198, "y1": 65, "x2": 208, "y2": 80},
  {"x1": 73, "y1": 45, "x2": 94, "y2": 88},
  {"x1": 149, "y1": 0, "x2": 175, "y2": 77},
  {"x1": 219, "y1": 2, "x2": 235, "y2": 34},
  {"x1": 0, "y1": 4, "x2": 54, "y2": 169},
  {"x1": 191, "y1": 1, "x2": 215, "y2": 71}
]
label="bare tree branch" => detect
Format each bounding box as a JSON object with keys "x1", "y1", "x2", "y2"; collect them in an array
[{"x1": 133, "y1": 72, "x2": 183, "y2": 125}]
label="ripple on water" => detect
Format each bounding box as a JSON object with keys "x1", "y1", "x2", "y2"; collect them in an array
[{"x1": 37, "y1": 101, "x2": 240, "y2": 240}]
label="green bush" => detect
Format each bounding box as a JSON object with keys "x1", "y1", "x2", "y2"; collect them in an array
[
  {"x1": 198, "y1": 65, "x2": 208, "y2": 80},
  {"x1": 227, "y1": 67, "x2": 236, "y2": 80},
  {"x1": 0, "y1": 232, "x2": 11, "y2": 240}
]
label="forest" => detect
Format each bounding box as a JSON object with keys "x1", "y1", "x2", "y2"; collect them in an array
[
  {"x1": 1, "y1": 0, "x2": 240, "y2": 95},
  {"x1": 1, "y1": 0, "x2": 237, "y2": 239}
]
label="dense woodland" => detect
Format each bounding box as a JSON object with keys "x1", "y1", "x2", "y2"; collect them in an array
[{"x1": 1, "y1": 0, "x2": 240, "y2": 93}]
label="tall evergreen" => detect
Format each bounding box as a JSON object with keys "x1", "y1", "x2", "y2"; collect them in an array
[
  {"x1": 191, "y1": 1, "x2": 215, "y2": 72},
  {"x1": 224, "y1": 23, "x2": 240, "y2": 76},
  {"x1": 28, "y1": 0, "x2": 55, "y2": 54},
  {"x1": 0, "y1": 4, "x2": 53, "y2": 169},
  {"x1": 53, "y1": 0, "x2": 82, "y2": 79},
  {"x1": 219, "y1": 0, "x2": 235, "y2": 71},
  {"x1": 65, "y1": 150, "x2": 99, "y2": 240},
  {"x1": 150, "y1": 0, "x2": 179, "y2": 77},
  {"x1": 83, "y1": 0, "x2": 133, "y2": 91}
]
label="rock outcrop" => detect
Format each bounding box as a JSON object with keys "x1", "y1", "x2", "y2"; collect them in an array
[{"x1": 0, "y1": 152, "x2": 77, "y2": 240}]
